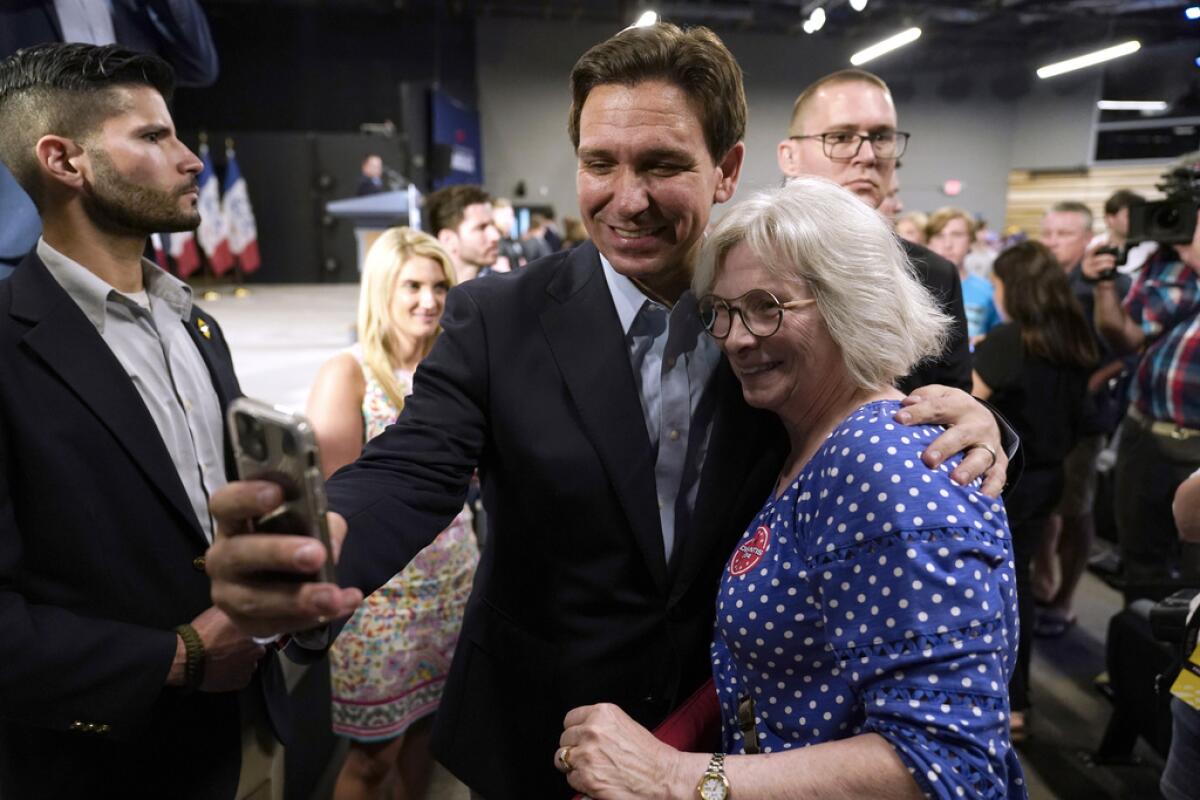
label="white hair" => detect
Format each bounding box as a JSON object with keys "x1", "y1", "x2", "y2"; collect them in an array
[{"x1": 694, "y1": 177, "x2": 951, "y2": 390}]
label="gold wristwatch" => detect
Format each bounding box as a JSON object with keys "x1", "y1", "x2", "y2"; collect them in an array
[{"x1": 697, "y1": 752, "x2": 730, "y2": 799}]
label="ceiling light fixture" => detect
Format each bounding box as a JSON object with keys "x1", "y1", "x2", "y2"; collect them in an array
[
  {"x1": 850, "y1": 0, "x2": 869, "y2": 11},
  {"x1": 1097, "y1": 100, "x2": 1168, "y2": 112},
  {"x1": 1186, "y1": 6, "x2": 1200, "y2": 20},
  {"x1": 808, "y1": 7, "x2": 827, "y2": 32},
  {"x1": 850, "y1": 27, "x2": 922, "y2": 66},
  {"x1": 1036, "y1": 40, "x2": 1141, "y2": 79}
]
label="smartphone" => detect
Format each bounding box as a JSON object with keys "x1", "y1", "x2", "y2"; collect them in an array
[{"x1": 227, "y1": 397, "x2": 336, "y2": 583}]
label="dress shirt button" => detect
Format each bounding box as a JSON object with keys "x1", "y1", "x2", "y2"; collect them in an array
[
  {"x1": 183, "y1": 399, "x2": 193, "y2": 411},
  {"x1": 669, "y1": 429, "x2": 680, "y2": 442},
  {"x1": 665, "y1": 357, "x2": 676, "y2": 370},
  {"x1": 192, "y1": 556, "x2": 207, "y2": 572},
  {"x1": 658, "y1": 498, "x2": 664, "y2": 510}
]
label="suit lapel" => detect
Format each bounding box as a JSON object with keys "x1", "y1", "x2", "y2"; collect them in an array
[
  {"x1": 539, "y1": 244, "x2": 668, "y2": 592},
  {"x1": 183, "y1": 307, "x2": 242, "y2": 481},
  {"x1": 11, "y1": 254, "x2": 208, "y2": 546},
  {"x1": 670, "y1": 360, "x2": 786, "y2": 604}
]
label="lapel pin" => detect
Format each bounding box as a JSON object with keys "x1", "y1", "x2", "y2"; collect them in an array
[{"x1": 197, "y1": 319, "x2": 211, "y2": 339}]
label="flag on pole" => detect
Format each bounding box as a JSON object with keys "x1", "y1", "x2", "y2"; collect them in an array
[
  {"x1": 196, "y1": 142, "x2": 235, "y2": 275},
  {"x1": 169, "y1": 229, "x2": 201, "y2": 278},
  {"x1": 221, "y1": 145, "x2": 261, "y2": 273},
  {"x1": 149, "y1": 233, "x2": 168, "y2": 270}
]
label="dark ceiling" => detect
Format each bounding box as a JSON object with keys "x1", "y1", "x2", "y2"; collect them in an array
[{"x1": 204, "y1": 0, "x2": 1200, "y2": 73}]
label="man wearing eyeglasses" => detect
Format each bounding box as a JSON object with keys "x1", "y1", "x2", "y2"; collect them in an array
[{"x1": 777, "y1": 69, "x2": 972, "y2": 392}]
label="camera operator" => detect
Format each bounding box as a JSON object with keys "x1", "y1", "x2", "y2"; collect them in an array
[{"x1": 1081, "y1": 151, "x2": 1200, "y2": 594}]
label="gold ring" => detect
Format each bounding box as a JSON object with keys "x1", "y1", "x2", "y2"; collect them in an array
[
  {"x1": 557, "y1": 745, "x2": 575, "y2": 772},
  {"x1": 972, "y1": 443, "x2": 998, "y2": 471}
]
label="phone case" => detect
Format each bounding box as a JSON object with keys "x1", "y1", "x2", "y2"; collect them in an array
[{"x1": 227, "y1": 397, "x2": 336, "y2": 583}]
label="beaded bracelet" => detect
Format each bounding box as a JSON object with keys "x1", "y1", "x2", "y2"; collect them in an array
[{"x1": 174, "y1": 623, "x2": 206, "y2": 691}]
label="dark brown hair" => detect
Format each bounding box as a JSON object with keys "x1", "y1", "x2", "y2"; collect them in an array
[
  {"x1": 568, "y1": 22, "x2": 746, "y2": 163},
  {"x1": 0, "y1": 43, "x2": 174, "y2": 207},
  {"x1": 992, "y1": 241, "x2": 1099, "y2": 370},
  {"x1": 424, "y1": 184, "x2": 491, "y2": 235}
]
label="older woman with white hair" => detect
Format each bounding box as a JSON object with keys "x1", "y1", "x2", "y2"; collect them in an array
[{"x1": 556, "y1": 179, "x2": 1024, "y2": 800}]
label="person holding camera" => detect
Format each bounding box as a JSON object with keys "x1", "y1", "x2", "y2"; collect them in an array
[{"x1": 1081, "y1": 151, "x2": 1200, "y2": 594}]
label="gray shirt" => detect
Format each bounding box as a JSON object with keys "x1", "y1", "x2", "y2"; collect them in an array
[
  {"x1": 38, "y1": 239, "x2": 226, "y2": 542},
  {"x1": 600, "y1": 254, "x2": 721, "y2": 562}
]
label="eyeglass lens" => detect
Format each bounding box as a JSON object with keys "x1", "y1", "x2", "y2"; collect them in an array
[
  {"x1": 699, "y1": 289, "x2": 786, "y2": 338},
  {"x1": 826, "y1": 131, "x2": 906, "y2": 160}
]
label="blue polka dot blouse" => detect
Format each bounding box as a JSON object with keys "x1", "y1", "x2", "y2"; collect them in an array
[{"x1": 712, "y1": 400, "x2": 1026, "y2": 799}]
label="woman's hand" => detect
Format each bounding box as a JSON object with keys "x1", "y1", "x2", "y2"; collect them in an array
[
  {"x1": 896, "y1": 385, "x2": 1008, "y2": 497},
  {"x1": 557, "y1": 703, "x2": 689, "y2": 800}
]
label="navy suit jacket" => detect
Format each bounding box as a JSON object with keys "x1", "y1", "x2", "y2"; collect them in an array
[
  {"x1": 0, "y1": 252, "x2": 284, "y2": 799},
  {"x1": 899, "y1": 239, "x2": 972, "y2": 394},
  {"x1": 328, "y1": 242, "x2": 788, "y2": 798}
]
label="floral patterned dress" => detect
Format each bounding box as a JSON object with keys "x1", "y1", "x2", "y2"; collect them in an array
[{"x1": 330, "y1": 355, "x2": 480, "y2": 741}]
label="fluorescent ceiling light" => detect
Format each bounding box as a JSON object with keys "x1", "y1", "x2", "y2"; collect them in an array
[
  {"x1": 809, "y1": 7, "x2": 826, "y2": 32},
  {"x1": 850, "y1": 0, "x2": 869, "y2": 11},
  {"x1": 634, "y1": 10, "x2": 658, "y2": 27},
  {"x1": 1186, "y1": 6, "x2": 1200, "y2": 20},
  {"x1": 1097, "y1": 100, "x2": 1168, "y2": 112},
  {"x1": 1036, "y1": 40, "x2": 1141, "y2": 79},
  {"x1": 850, "y1": 27, "x2": 922, "y2": 66}
]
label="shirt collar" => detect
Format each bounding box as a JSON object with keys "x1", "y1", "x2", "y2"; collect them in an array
[
  {"x1": 600, "y1": 252, "x2": 664, "y2": 335},
  {"x1": 38, "y1": 238, "x2": 194, "y2": 333}
]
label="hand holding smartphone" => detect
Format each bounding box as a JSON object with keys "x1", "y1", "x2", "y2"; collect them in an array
[{"x1": 227, "y1": 397, "x2": 337, "y2": 583}]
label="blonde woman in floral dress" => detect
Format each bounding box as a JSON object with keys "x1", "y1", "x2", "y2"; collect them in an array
[{"x1": 307, "y1": 227, "x2": 479, "y2": 800}]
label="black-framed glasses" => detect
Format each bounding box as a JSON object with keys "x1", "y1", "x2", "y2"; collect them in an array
[
  {"x1": 789, "y1": 130, "x2": 910, "y2": 161},
  {"x1": 697, "y1": 289, "x2": 816, "y2": 339}
]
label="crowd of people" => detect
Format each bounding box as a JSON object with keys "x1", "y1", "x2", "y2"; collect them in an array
[{"x1": 0, "y1": 13, "x2": 1198, "y2": 800}]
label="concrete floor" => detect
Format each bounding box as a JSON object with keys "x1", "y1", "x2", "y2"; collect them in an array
[{"x1": 211, "y1": 283, "x2": 1168, "y2": 800}]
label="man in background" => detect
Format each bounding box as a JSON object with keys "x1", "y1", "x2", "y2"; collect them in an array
[
  {"x1": 1082, "y1": 155, "x2": 1200, "y2": 595},
  {"x1": 775, "y1": 68, "x2": 972, "y2": 392},
  {"x1": 424, "y1": 183, "x2": 499, "y2": 282},
  {"x1": 355, "y1": 154, "x2": 385, "y2": 196},
  {"x1": 0, "y1": 0, "x2": 218, "y2": 279},
  {"x1": 0, "y1": 43, "x2": 278, "y2": 798},
  {"x1": 491, "y1": 196, "x2": 523, "y2": 272}
]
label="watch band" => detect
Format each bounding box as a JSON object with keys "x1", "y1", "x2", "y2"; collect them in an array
[{"x1": 697, "y1": 752, "x2": 731, "y2": 800}]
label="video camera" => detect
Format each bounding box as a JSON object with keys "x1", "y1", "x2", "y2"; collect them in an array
[
  {"x1": 1129, "y1": 155, "x2": 1200, "y2": 247},
  {"x1": 1094, "y1": 155, "x2": 1199, "y2": 272}
]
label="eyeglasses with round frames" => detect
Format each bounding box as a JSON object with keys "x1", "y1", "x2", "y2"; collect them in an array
[
  {"x1": 697, "y1": 289, "x2": 817, "y2": 339},
  {"x1": 789, "y1": 130, "x2": 910, "y2": 162}
]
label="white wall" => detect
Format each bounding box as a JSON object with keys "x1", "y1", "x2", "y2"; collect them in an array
[{"x1": 476, "y1": 18, "x2": 1100, "y2": 230}]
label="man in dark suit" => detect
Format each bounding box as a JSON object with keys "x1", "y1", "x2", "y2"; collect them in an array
[
  {"x1": 207, "y1": 24, "x2": 1010, "y2": 799},
  {"x1": 776, "y1": 68, "x2": 974, "y2": 393},
  {"x1": 0, "y1": 44, "x2": 278, "y2": 798},
  {"x1": 0, "y1": 0, "x2": 218, "y2": 278}
]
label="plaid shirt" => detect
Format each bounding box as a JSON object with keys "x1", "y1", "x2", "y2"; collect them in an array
[{"x1": 1124, "y1": 246, "x2": 1200, "y2": 427}]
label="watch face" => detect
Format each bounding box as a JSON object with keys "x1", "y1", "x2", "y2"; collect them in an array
[{"x1": 699, "y1": 776, "x2": 729, "y2": 800}]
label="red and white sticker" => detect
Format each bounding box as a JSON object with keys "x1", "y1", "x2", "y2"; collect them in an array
[{"x1": 730, "y1": 525, "x2": 771, "y2": 576}]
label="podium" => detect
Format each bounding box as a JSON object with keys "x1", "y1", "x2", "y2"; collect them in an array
[{"x1": 325, "y1": 186, "x2": 423, "y2": 273}]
